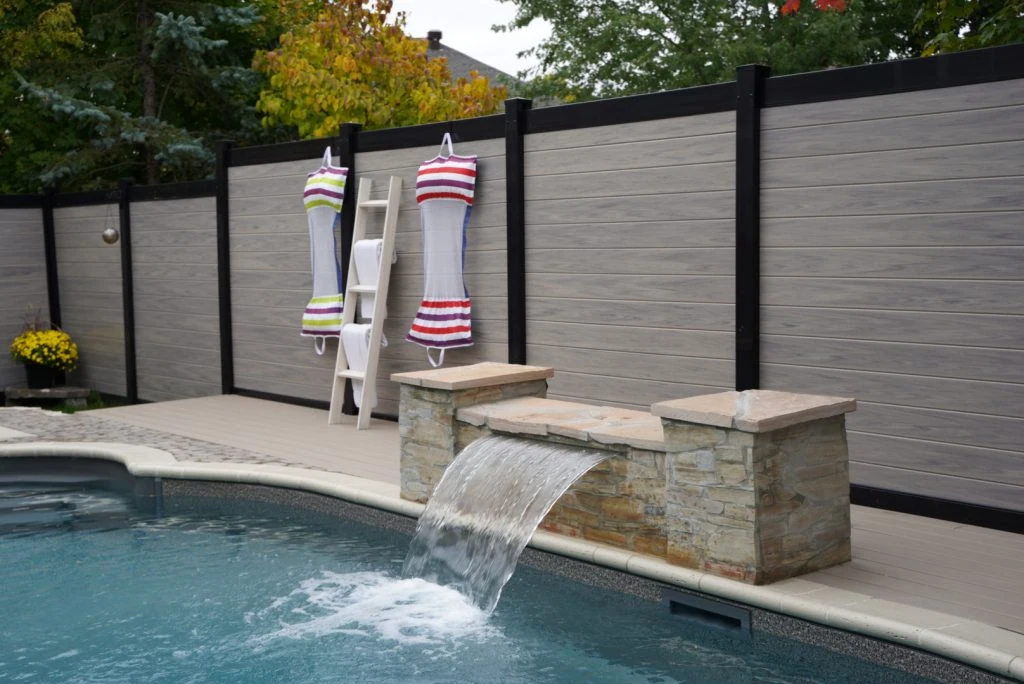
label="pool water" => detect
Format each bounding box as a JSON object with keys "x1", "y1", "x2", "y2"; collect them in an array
[{"x1": 0, "y1": 484, "x2": 934, "y2": 683}]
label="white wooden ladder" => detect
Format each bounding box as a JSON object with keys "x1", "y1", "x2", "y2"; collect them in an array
[{"x1": 328, "y1": 175, "x2": 402, "y2": 429}]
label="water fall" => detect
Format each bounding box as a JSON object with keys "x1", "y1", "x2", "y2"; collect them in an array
[{"x1": 402, "y1": 435, "x2": 606, "y2": 614}]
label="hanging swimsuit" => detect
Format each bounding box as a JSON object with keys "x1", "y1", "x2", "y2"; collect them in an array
[
  {"x1": 406, "y1": 134, "x2": 477, "y2": 367},
  {"x1": 301, "y1": 147, "x2": 347, "y2": 355}
]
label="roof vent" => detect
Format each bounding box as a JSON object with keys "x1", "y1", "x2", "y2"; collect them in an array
[{"x1": 427, "y1": 30, "x2": 442, "y2": 50}]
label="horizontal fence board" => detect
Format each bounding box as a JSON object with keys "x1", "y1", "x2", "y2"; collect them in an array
[
  {"x1": 761, "y1": 278, "x2": 1022, "y2": 314},
  {"x1": 764, "y1": 141, "x2": 1024, "y2": 188},
  {"x1": 229, "y1": 158, "x2": 325, "y2": 181},
  {"x1": 762, "y1": 335, "x2": 1024, "y2": 384},
  {"x1": 72, "y1": 367, "x2": 126, "y2": 397},
  {"x1": 529, "y1": 274, "x2": 733, "y2": 304},
  {"x1": 59, "y1": 291, "x2": 121, "y2": 313},
  {"x1": 529, "y1": 344, "x2": 733, "y2": 387},
  {"x1": 762, "y1": 246, "x2": 1023, "y2": 280},
  {"x1": 761, "y1": 213, "x2": 1024, "y2": 248},
  {"x1": 54, "y1": 205, "x2": 115, "y2": 220},
  {"x1": 526, "y1": 192, "x2": 733, "y2": 225},
  {"x1": 527, "y1": 297, "x2": 734, "y2": 331},
  {"x1": 137, "y1": 375, "x2": 221, "y2": 403},
  {"x1": 761, "y1": 306, "x2": 1023, "y2": 349},
  {"x1": 526, "y1": 162, "x2": 734, "y2": 199},
  {"x1": 546, "y1": 370, "x2": 729, "y2": 412},
  {"x1": 528, "y1": 321, "x2": 733, "y2": 359},
  {"x1": 130, "y1": 227, "x2": 217, "y2": 248},
  {"x1": 762, "y1": 363, "x2": 1023, "y2": 419},
  {"x1": 762, "y1": 79, "x2": 1024, "y2": 130},
  {"x1": 233, "y1": 374, "x2": 330, "y2": 403},
  {"x1": 850, "y1": 462, "x2": 1024, "y2": 513},
  {"x1": 849, "y1": 432, "x2": 1024, "y2": 487},
  {"x1": 131, "y1": 197, "x2": 214, "y2": 216},
  {"x1": 850, "y1": 402, "x2": 1022, "y2": 454},
  {"x1": 0, "y1": 208, "x2": 42, "y2": 222},
  {"x1": 136, "y1": 312, "x2": 219, "y2": 336},
  {"x1": 528, "y1": 247, "x2": 733, "y2": 276},
  {"x1": 526, "y1": 112, "x2": 735, "y2": 151},
  {"x1": 135, "y1": 293, "x2": 219, "y2": 317},
  {"x1": 526, "y1": 220, "x2": 735, "y2": 249},
  {"x1": 135, "y1": 356, "x2": 222, "y2": 386},
  {"x1": 135, "y1": 343, "x2": 221, "y2": 369},
  {"x1": 762, "y1": 178, "x2": 1023, "y2": 218},
  {"x1": 763, "y1": 105, "x2": 1024, "y2": 159},
  {"x1": 527, "y1": 134, "x2": 735, "y2": 176},
  {"x1": 356, "y1": 139, "x2": 505, "y2": 173},
  {"x1": 135, "y1": 328, "x2": 220, "y2": 351}
]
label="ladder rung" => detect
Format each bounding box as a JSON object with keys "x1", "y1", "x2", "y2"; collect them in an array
[
  {"x1": 337, "y1": 369, "x2": 365, "y2": 380},
  {"x1": 349, "y1": 284, "x2": 377, "y2": 294},
  {"x1": 359, "y1": 199, "x2": 389, "y2": 209}
]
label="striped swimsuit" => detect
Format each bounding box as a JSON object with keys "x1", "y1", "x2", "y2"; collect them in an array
[
  {"x1": 406, "y1": 136, "x2": 477, "y2": 365},
  {"x1": 301, "y1": 148, "x2": 347, "y2": 353}
]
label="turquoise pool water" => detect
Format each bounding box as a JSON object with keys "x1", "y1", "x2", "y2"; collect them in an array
[{"x1": 0, "y1": 483, "x2": 934, "y2": 683}]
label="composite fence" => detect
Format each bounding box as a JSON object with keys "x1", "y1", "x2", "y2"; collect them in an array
[{"x1": 1, "y1": 43, "x2": 1021, "y2": 526}]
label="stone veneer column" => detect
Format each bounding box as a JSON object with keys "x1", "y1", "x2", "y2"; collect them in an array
[
  {"x1": 652, "y1": 390, "x2": 856, "y2": 584},
  {"x1": 391, "y1": 362, "x2": 554, "y2": 503}
]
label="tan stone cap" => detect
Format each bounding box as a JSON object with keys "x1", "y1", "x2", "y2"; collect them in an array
[
  {"x1": 651, "y1": 390, "x2": 856, "y2": 433},
  {"x1": 391, "y1": 361, "x2": 554, "y2": 391},
  {"x1": 458, "y1": 396, "x2": 665, "y2": 451}
]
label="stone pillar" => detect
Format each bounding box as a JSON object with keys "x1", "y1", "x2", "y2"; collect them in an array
[
  {"x1": 652, "y1": 390, "x2": 856, "y2": 584},
  {"x1": 391, "y1": 362, "x2": 554, "y2": 503}
]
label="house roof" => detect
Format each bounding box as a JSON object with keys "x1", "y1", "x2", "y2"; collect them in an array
[{"x1": 425, "y1": 30, "x2": 517, "y2": 85}]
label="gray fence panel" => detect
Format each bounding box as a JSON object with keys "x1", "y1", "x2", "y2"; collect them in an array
[
  {"x1": 760, "y1": 78, "x2": 1024, "y2": 510},
  {"x1": 53, "y1": 204, "x2": 126, "y2": 396},
  {"x1": 524, "y1": 112, "x2": 736, "y2": 410},
  {"x1": 0, "y1": 208, "x2": 48, "y2": 389},
  {"x1": 357, "y1": 139, "x2": 509, "y2": 416},
  {"x1": 132, "y1": 197, "x2": 221, "y2": 401},
  {"x1": 229, "y1": 157, "x2": 337, "y2": 402}
]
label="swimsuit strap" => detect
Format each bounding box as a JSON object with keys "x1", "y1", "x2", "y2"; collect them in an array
[
  {"x1": 426, "y1": 347, "x2": 446, "y2": 368},
  {"x1": 438, "y1": 133, "x2": 454, "y2": 158}
]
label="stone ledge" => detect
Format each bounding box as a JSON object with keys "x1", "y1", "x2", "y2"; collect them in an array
[
  {"x1": 652, "y1": 390, "x2": 856, "y2": 433},
  {"x1": 391, "y1": 362, "x2": 553, "y2": 391},
  {"x1": 457, "y1": 396, "x2": 665, "y2": 452}
]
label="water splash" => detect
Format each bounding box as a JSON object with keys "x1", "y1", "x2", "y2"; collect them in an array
[{"x1": 402, "y1": 435, "x2": 606, "y2": 613}]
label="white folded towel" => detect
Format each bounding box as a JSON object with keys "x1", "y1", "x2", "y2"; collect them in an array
[
  {"x1": 342, "y1": 323, "x2": 375, "y2": 408},
  {"x1": 353, "y1": 239, "x2": 397, "y2": 319}
]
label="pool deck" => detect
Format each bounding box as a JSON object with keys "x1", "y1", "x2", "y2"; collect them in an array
[{"x1": 1, "y1": 394, "x2": 1022, "y2": 680}]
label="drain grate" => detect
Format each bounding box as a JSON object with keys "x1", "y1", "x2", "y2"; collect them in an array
[{"x1": 662, "y1": 589, "x2": 752, "y2": 639}]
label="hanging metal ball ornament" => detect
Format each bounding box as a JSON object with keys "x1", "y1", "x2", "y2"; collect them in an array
[{"x1": 102, "y1": 227, "x2": 120, "y2": 244}]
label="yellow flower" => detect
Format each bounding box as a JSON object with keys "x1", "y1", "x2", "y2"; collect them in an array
[{"x1": 9, "y1": 328, "x2": 78, "y2": 372}]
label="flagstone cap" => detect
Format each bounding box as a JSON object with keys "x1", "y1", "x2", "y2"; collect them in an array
[
  {"x1": 651, "y1": 390, "x2": 856, "y2": 433},
  {"x1": 391, "y1": 362, "x2": 554, "y2": 391}
]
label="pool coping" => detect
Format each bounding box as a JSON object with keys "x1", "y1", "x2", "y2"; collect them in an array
[{"x1": 2, "y1": 440, "x2": 1021, "y2": 682}]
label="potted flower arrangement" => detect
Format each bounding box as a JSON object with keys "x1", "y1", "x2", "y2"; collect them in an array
[{"x1": 9, "y1": 321, "x2": 78, "y2": 389}]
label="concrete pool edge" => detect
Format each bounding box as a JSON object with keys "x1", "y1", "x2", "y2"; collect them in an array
[{"x1": 1, "y1": 441, "x2": 1021, "y2": 682}]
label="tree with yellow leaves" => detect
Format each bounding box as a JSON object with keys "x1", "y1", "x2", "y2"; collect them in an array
[{"x1": 254, "y1": 0, "x2": 507, "y2": 137}]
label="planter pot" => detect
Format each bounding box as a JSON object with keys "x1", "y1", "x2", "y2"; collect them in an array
[{"x1": 24, "y1": 363, "x2": 66, "y2": 389}]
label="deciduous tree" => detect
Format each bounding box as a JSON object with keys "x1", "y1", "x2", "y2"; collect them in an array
[
  {"x1": 496, "y1": 0, "x2": 922, "y2": 101},
  {"x1": 254, "y1": 0, "x2": 507, "y2": 137}
]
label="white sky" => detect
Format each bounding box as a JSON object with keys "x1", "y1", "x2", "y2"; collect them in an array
[{"x1": 390, "y1": 0, "x2": 552, "y2": 76}]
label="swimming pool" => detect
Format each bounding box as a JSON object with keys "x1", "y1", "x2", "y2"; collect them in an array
[{"x1": 0, "y1": 464, "x2": 964, "y2": 684}]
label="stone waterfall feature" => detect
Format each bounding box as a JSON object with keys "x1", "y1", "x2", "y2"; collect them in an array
[
  {"x1": 393, "y1": 362, "x2": 856, "y2": 586},
  {"x1": 402, "y1": 435, "x2": 605, "y2": 613}
]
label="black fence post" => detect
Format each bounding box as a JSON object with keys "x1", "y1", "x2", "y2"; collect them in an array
[
  {"x1": 117, "y1": 178, "x2": 138, "y2": 403},
  {"x1": 337, "y1": 122, "x2": 361, "y2": 416},
  {"x1": 735, "y1": 65, "x2": 768, "y2": 392},
  {"x1": 41, "y1": 188, "x2": 61, "y2": 329},
  {"x1": 504, "y1": 97, "x2": 532, "y2": 365},
  {"x1": 215, "y1": 140, "x2": 235, "y2": 395}
]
